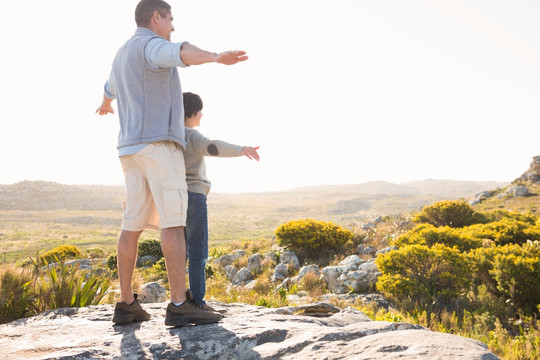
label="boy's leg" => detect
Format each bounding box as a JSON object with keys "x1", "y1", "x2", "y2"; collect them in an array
[{"x1": 186, "y1": 192, "x2": 209, "y2": 305}]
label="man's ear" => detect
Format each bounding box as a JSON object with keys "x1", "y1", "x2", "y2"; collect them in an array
[{"x1": 152, "y1": 10, "x2": 161, "y2": 24}]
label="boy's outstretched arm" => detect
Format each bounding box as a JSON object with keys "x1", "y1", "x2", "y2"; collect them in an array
[
  {"x1": 240, "y1": 146, "x2": 260, "y2": 161},
  {"x1": 96, "y1": 94, "x2": 115, "y2": 115}
]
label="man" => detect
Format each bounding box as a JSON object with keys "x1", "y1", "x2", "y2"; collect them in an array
[{"x1": 95, "y1": 0, "x2": 247, "y2": 327}]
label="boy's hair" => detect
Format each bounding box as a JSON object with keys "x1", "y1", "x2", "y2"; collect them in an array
[
  {"x1": 135, "y1": 0, "x2": 171, "y2": 27},
  {"x1": 183, "y1": 92, "x2": 203, "y2": 119}
]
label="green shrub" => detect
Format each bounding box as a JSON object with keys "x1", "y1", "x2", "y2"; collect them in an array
[
  {"x1": 39, "y1": 245, "x2": 81, "y2": 265},
  {"x1": 463, "y1": 218, "x2": 540, "y2": 246},
  {"x1": 86, "y1": 247, "x2": 105, "y2": 258},
  {"x1": 1, "y1": 259, "x2": 112, "y2": 324},
  {"x1": 106, "y1": 252, "x2": 117, "y2": 271},
  {"x1": 376, "y1": 244, "x2": 473, "y2": 322},
  {"x1": 470, "y1": 241, "x2": 540, "y2": 316},
  {"x1": 40, "y1": 259, "x2": 111, "y2": 309},
  {"x1": 394, "y1": 223, "x2": 483, "y2": 252},
  {"x1": 0, "y1": 268, "x2": 38, "y2": 323},
  {"x1": 138, "y1": 238, "x2": 163, "y2": 258},
  {"x1": 275, "y1": 219, "x2": 352, "y2": 257},
  {"x1": 414, "y1": 200, "x2": 484, "y2": 228}
]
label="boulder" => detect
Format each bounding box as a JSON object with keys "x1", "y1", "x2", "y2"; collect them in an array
[
  {"x1": 231, "y1": 267, "x2": 253, "y2": 286},
  {"x1": 138, "y1": 282, "x2": 167, "y2": 303},
  {"x1": 271, "y1": 263, "x2": 288, "y2": 282},
  {"x1": 247, "y1": 253, "x2": 264, "y2": 272},
  {"x1": 0, "y1": 302, "x2": 499, "y2": 359},
  {"x1": 292, "y1": 264, "x2": 320, "y2": 284},
  {"x1": 215, "y1": 250, "x2": 246, "y2": 268},
  {"x1": 280, "y1": 251, "x2": 300, "y2": 269}
]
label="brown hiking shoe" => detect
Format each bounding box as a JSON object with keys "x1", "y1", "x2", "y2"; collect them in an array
[
  {"x1": 165, "y1": 290, "x2": 222, "y2": 327},
  {"x1": 112, "y1": 293, "x2": 151, "y2": 325}
]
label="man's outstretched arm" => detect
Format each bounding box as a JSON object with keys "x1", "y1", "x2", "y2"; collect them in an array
[{"x1": 180, "y1": 43, "x2": 248, "y2": 66}]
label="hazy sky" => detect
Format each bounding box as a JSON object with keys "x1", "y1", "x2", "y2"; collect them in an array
[{"x1": 1, "y1": 0, "x2": 539, "y2": 193}]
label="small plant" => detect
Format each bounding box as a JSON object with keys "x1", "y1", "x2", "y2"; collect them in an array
[
  {"x1": 138, "y1": 238, "x2": 163, "y2": 259},
  {"x1": 39, "y1": 245, "x2": 81, "y2": 265},
  {"x1": 106, "y1": 252, "x2": 117, "y2": 271}
]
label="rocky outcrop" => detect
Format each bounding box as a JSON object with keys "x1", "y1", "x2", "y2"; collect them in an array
[
  {"x1": 0, "y1": 302, "x2": 499, "y2": 359},
  {"x1": 516, "y1": 155, "x2": 540, "y2": 183}
]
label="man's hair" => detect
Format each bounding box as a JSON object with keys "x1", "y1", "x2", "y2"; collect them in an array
[
  {"x1": 135, "y1": 0, "x2": 171, "y2": 27},
  {"x1": 183, "y1": 92, "x2": 203, "y2": 119}
]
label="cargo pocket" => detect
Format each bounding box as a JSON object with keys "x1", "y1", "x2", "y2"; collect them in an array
[{"x1": 162, "y1": 177, "x2": 187, "y2": 217}]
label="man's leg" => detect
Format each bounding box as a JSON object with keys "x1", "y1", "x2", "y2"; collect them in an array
[
  {"x1": 161, "y1": 226, "x2": 187, "y2": 304},
  {"x1": 117, "y1": 230, "x2": 142, "y2": 303},
  {"x1": 113, "y1": 229, "x2": 150, "y2": 325}
]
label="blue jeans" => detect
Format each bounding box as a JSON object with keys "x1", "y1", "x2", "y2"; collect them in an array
[{"x1": 185, "y1": 192, "x2": 208, "y2": 305}]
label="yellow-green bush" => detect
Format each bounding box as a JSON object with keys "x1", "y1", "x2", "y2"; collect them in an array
[
  {"x1": 275, "y1": 218, "x2": 352, "y2": 256},
  {"x1": 414, "y1": 200, "x2": 484, "y2": 228},
  {"x1": 470, "y1": 241, "x2": 540, "y2": 316},
  {"x1": 463, "y1": 218, "x2": 540, "y2": 246},
  {"x1": 376, "y1": 244, "x2": 473, "y2": 321},
  {"x1": 393, "y1": 223, "x2": 483, "y2": 252},
  {"x1": 40, "y1": 245, "x2": 81, "y2": 265}
]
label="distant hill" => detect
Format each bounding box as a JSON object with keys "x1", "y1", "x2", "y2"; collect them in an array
[
  {"x1": 0, "y1": 179, "x2": 508, "y2": 212},
  {"x1": 0, "y1": 181, "x2": 124, "y2": 211},
  {"x1": 291, "y1": 179, "x2": 507, "y2": 197}
]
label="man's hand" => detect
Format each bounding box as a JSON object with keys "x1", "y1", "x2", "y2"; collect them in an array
[
  {"x1": 95, "y1": 95, "x2": 115, "y2": 115},
  {"x1": 240, "y1": 146, "x2": 260, "y2": 161},
  {"x1": 215, "y1": 50, "x2": 249, "y2": 65}
]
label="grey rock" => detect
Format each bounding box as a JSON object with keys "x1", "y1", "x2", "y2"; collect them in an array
[
  {"x1": 137, "y1": 255, "x2": 158, "y2": 268},
  {"x1": 247, "y1": 253, "x2": 264, "y2": 272},
  {"x1": 506, "y1": 185, "x2": 529, "y2": 197},
  {"x1": 271, "y1": 263, "x2": 288, "y2": 282},
  {"x1": 138, "y1": 282, "x2": 167, "y2": 303},
  {"x1": 339, "y1": 255, "x2": 364, "y2": 268},
  {"x1": 360, "y1": 245, "x2": 377, "y2": 256},
  {"x1": 231, "y1": 267, "x2": 253, "y2": 286},
  {"x1": 292, "y1": 264, "x2": 320, "y2": 284},
  {"x1": 280, "y1": 250, "x2": 300, "y2": 269},
  {"x1": 224, "y1": 265, "x2": 238, "y2": 280},
  {"x1": 65, "y1": 259, "x2": 92, "y2": 268},
  {"x1": 516, "y1": 155, "x2": 540, "y2": 183},
  {"x1": 358, "y1": 258, "x2": 379, "y2": 272},
  {"x1": 0, "y1": 302, "x2": 499, "y2": 359},
  {"x1": 215, "y1": 250, "x2": 246, "y2": 268},
  {"x1": 468, "y1": 190, "x2": 495, "y2": 205},
  {"x1": 376, "y1": 246, "x2": 398, "y2": 256}
]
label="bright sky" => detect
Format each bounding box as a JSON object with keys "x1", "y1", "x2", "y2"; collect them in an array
[{"x1": 1, "y1": 0, "x2": 539, "y2": 193}]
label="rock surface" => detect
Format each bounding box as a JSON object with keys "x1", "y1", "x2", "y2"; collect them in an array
[{"x1": 0, "y1": 302, "x2": 499, "y2": 360}]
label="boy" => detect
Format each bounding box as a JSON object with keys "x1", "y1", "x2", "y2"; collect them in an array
[{"x1": 183, "y1": 92, "x2": 260, "y2": 309}]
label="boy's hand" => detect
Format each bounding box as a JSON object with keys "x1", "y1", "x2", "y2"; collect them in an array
[
  {"x1": 95, "y1": 103, "x2": 114, "y2": 115},
  {"x1": 96, "y1": 95, "x2": 115, "y2": 115},
  {"x1": 241, "y1": 146, "x2": 260, "y2": 161}
]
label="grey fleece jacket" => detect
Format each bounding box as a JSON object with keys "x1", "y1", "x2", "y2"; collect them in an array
[{"x1": 185, "y1": 128, "x2": 243, "y2": 195}]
